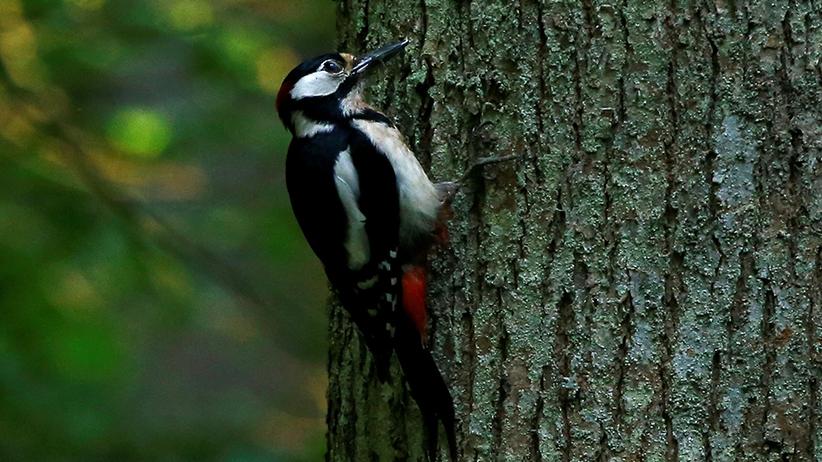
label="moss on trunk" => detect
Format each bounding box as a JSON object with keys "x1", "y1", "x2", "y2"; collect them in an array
[{"x1": 329, "y1": 0, "x2": 821, "y2": 460}]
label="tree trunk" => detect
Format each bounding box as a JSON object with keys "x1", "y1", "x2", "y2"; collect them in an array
[{"x1": 327, "y1": 0, "x2": 821, "y2": 460}]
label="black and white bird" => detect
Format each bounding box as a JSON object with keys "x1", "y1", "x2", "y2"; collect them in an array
[{"x1": 277, "y1": 39, "x2": 457, "y2": 459}]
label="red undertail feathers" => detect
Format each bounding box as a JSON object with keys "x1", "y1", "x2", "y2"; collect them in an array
[{"x1": 402, "y1": 265, "x2": 428, "y2": 346}]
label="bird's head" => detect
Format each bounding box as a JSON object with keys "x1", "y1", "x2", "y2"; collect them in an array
[{"x1": 277, "y1": 39, "x2": 410, "y2": 133}]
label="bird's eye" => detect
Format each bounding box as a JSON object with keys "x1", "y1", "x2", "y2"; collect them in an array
[{"x1": 322, "y1": 60, "x2": 343, "y2": 74}]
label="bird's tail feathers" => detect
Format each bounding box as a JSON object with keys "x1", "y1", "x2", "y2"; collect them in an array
[{"x1": 394, "y1": 310, "x2": 457, "y2": 461}]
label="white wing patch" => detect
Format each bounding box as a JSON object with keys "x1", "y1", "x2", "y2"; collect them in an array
[
  {"x1": 334, "y1": 149, "x2": 369, "y2": 270},
  {"x1": 291, "y1": 71, "x2": 343, "y2": 100},
  {"x1": 292, "y1": 111, "x2": 334, "y2": 138},
  {"x1": 351, "y1": 119, "x2": 440, "y2": 247}
]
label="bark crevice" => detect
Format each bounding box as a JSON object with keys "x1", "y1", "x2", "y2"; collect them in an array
[{"x1": 329, "y1": 2, "x2": 822, "y2": 460}]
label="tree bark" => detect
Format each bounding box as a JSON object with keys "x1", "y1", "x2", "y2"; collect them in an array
[{"x1": 327, "y1": 0, "x2": 821, "y2": 460}]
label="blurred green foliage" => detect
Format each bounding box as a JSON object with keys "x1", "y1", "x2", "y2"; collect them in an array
[{"x1": 0, "y1": 0, "x2": 336, "y2": 460}]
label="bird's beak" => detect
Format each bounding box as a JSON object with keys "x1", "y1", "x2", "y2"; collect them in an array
[{"x1": 351, "y1": 38, "x2": 410, "y2": 75}]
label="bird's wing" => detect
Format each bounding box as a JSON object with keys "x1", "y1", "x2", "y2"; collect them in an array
[
  {"x1": 336, "y1": 128, "x2": 403, "y2": 379},
  {"x1": 349, "y1": 125, "x2": 457, "y2": 460}
]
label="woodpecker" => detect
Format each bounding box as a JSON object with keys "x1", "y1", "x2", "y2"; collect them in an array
[{"x1": 277, "y1": 39, "x2": 456, "y2": 459}]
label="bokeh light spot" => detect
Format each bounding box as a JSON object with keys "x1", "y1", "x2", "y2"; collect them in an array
[
  {"x1": 256, "y1": 47, "x2": 298, "y2": 95},
  {"x1": 166, "y1": 0, "x2": 214, "y2": 31},
  {"x1": 106, "y1": 108, "x2": 172, "y2": 159},
  {"x1": 0, "y1": 16, "x2": 46, "y2": 89},
  {"x1": 217, "y1": 27, "x2": 264, "y2": 76},
  {"x1": 66, "y1": 0, "x2": 106, "y2": 11}
]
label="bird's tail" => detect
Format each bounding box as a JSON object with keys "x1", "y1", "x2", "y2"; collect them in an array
[
  {"x1": 395, "y1": 266, "x2": 457, "y2": 461},
  {"x1": 394, "y1": 314, "x2": 456, "y2": 460}
]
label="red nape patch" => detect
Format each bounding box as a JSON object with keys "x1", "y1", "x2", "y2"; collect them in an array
[
  {"x1": 276, "y1": 81, "x2": 293, "y2": 113},
  {"x1": 402, "y1": 266, "x2": 428, "y2": 346}
]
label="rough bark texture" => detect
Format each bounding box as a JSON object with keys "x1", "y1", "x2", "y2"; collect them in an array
[{"x1": 327, "y1": 0, "x2": 821, "y2": 461}]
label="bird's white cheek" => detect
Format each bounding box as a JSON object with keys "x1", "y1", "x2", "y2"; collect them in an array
[{"x1": 291, "y1": 73, "x2": 342, "y2": 99}]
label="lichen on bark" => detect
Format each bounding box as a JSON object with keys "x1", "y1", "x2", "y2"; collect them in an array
[{"x1": 328, "y1": 0, "x2": 821, "y2": 461}]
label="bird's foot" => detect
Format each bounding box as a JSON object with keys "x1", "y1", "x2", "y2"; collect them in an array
[{"x1": 457, "y1": 153, "x2": 520, "y2": 185}]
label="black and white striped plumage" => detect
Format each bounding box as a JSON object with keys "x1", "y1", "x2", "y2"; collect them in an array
[{"x1": 277, "y1": 40, "x2": 456, "y2": 459}]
